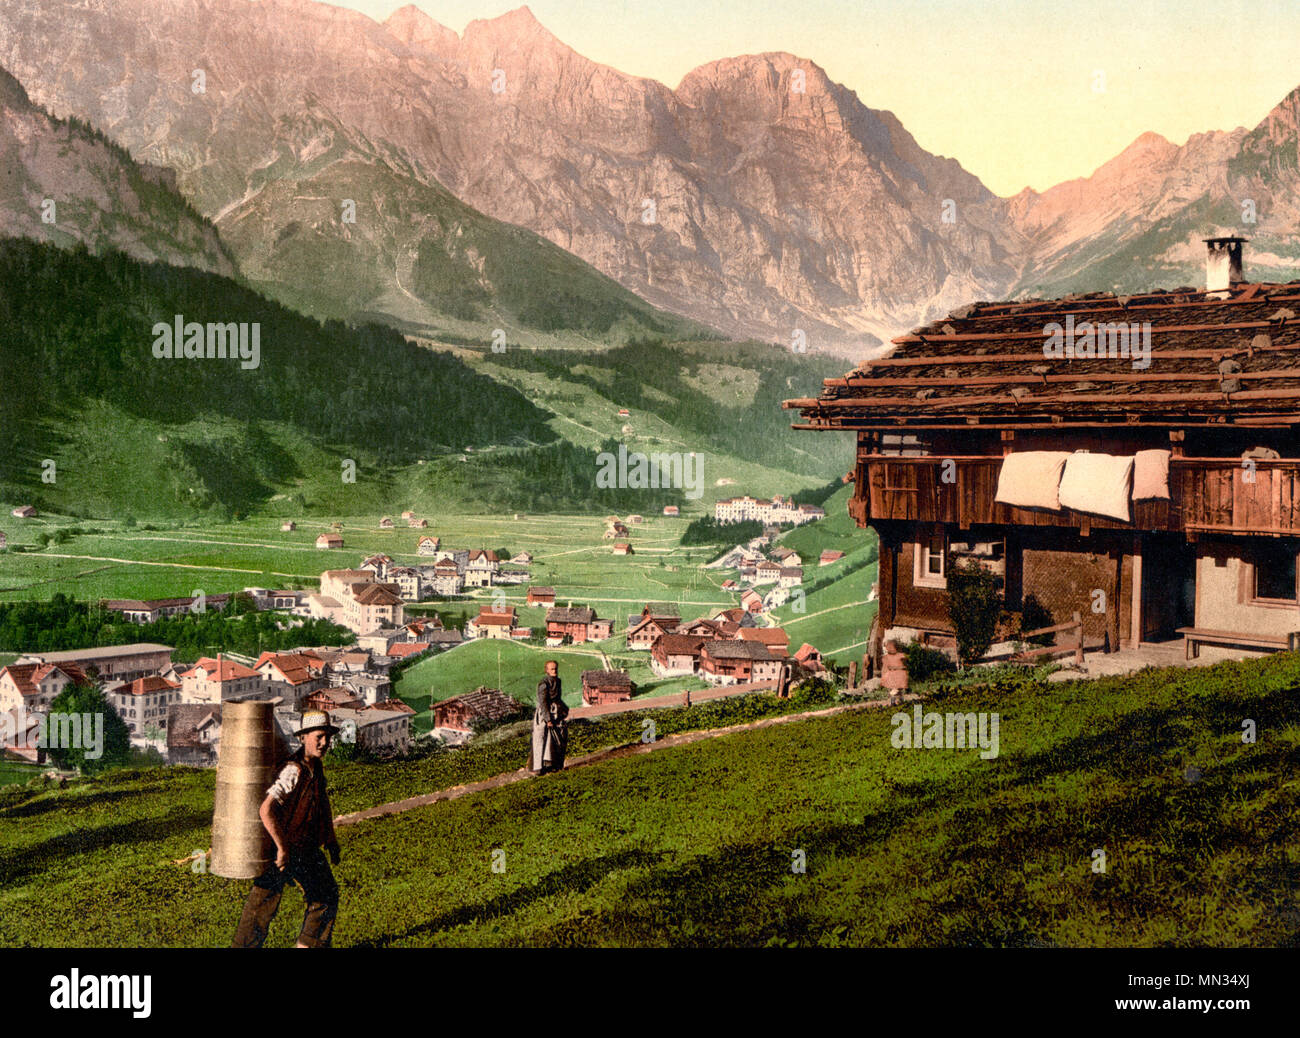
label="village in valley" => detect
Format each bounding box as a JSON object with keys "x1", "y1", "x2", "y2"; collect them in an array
[{"x1": 0, "y1": 487, "x2": 860, "y2": 776}]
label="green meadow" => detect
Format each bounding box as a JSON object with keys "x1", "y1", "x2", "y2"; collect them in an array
[{"x1": 3, "y1": 654, "x2": 1296, "y2": 947}]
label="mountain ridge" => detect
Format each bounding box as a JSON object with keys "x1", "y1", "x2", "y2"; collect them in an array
[{"x1": 1, "y1": 1, "x2": 1299, "y2": 350}]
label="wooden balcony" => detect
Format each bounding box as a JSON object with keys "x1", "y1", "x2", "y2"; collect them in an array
[{"x1": 850, "y1": 455, "x2": 1300, "y2": 536}]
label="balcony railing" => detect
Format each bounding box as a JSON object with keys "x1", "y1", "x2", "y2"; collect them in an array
[{"x1": 849, "y1": 455, "x2": 1300, "y2": 535}]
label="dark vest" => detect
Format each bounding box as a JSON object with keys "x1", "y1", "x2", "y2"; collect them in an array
[{"x1": 278, "y1": 750, "x2": 333, "y2": 852}]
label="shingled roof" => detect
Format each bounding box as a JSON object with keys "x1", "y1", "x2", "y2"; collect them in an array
[
  {"x1": 784, "y1": 281, "x2": 1300, "y2": 429},
  {"x1": 547, "y1": 606, "x2": 596, "y2": 624},
  {"x1": 439, "y1": 687, "x2": 526, "y2": 724}
]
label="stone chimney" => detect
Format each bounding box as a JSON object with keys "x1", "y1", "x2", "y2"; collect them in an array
[{"x1": 1205, "y1": 236, "x2": 1247, "y2": 298}]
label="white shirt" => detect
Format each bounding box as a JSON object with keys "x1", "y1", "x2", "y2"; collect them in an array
[{"x1": 266, "y1": 762, "x2": 302, "y2": 803}]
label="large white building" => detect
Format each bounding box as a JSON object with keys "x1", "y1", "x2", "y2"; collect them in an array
[{"x1": 714, "y1": 494, "x2": 825, "y2": 526}]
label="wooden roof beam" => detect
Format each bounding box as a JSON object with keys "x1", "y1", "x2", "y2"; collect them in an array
[
  {"x1": 846, "y1": 343, "x2": 1300, "y2": 368},
  {"x1": 952, "y1": 290, "x2": 1300, "y2": 325},
  {"x1": 797, "y1": 387, "x2": 1300, "y2": 409},
  {"x1": 790, "y1": 416, "x2": 1300, "y2": 431},
  {"x1": 822, "y1": 369, "x2": 1300, "y2": 390},
  {"x1": 894, "y1": 320, "x2": 1275, "y2": 345}
]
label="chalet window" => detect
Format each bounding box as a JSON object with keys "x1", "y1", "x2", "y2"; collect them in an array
[
  {"x1": 1251, "y1": 543, "x2": 1298, "y2": 604},
  {"x1": 914, "y1": 531, "x2": 947, "y2": 589}
]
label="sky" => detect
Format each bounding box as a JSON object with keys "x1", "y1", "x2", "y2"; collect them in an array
[{"x1": 318, "y1": 0, "x2": 1300, "y2": 196}]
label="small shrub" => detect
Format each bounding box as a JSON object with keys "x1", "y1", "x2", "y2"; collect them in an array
[
  {"x1": 789, "y1": 676, "x2": 838, "y2": 706},
  {"x1": 903, "y1": 641, "x2": 957, "y2": 683},
  {"x1": 947, "y1": 560, "x2": 1001, "y2": 667},
  {"x1": 1020, "y1": 594, "x2": 1054, "y2": 646}
]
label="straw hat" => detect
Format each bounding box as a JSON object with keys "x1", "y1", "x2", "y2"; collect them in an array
[{"x1": 293, "y1": 710, "x2": 340, "y2": 737}]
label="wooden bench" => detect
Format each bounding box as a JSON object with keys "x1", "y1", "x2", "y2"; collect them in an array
[{"x1": 1176, "y1": 627, "x2": 1291, "y2": 660}]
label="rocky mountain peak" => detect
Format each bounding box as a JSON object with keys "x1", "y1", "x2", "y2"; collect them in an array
[
  {"x1": 463, "y1": 5, "x2": 556, "y2": 46},
  {"x1": 676, "y1": 52, "x2": 835, "y2": 114},
  {"x1": 384, "y1": 4, "x2": 458, "y2": 55}
]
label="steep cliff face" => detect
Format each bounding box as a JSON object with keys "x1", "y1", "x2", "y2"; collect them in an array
[
  {"x1": 0, "y1": 0, "x2": 1021, "y2": 350},
  {"x1": 0, "y1": 62, "x2": 235, "y2": 276}
]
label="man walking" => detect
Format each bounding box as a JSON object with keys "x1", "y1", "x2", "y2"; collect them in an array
[
  {"x1": 531, "y1": 659, "x2": 568, "y2": 774},
  {"x1": 232, "y1": 710, "x2": 342, "y2": 948}
]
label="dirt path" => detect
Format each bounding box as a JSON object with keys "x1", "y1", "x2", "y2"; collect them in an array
[{"x1": 334, "y1": 695, "x2": 907, "y2": 828}]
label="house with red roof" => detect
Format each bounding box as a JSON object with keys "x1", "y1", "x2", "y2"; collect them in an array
[
  {"x1": 386, "y1": 642, "x2": 432, "y2": 660},
  {"x1": 465, "y1": 549, "x2": 500, "y2": 588},
  {"x1": 0, "y1": 662, "x2": 86, "y2": 713},
  {"x1": 676, "y1": 616, "x2": 738, "y2": 639},
  {"x1": 360, "y1": 554, "x2": 393, "y2": 579},
  {"x1": 581, "y1": 669, "x2": 634, "y2": 706},
  {"x1": 106, "y1": 675, "x2": 182, "y2": 735},
  {"x1": 466, "y1": 606, "x2": 520, "y2": 640},
  {"x1": 179, "y1": 656, "x2": 265, "y2": 704},
  {"x1": 254, "y1": 652, "x2": 329, "y2": 708},
  {"x1": 650, "y1": 634, "x2": 707, "y2": 676},
  {"x1": 527, "y1": 585, "x2": 556, "y2": 607},
  {"x1": 699, "y1": 640, "x2": 783, "y2": 686},
  {"x1": 793, "y1": 643, "x2": 825, "y2": 673},
  {"x1": 343, "y1": 583, "x2": 404, "y2": 633},
  {"x1": 546, "y1": 606, "x2": 612, "y2": 645},
  {"x1": 737, "y1": 626, "x2": 790, "y2": 657}
]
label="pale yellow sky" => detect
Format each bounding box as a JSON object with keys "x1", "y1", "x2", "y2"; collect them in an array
[{"x1": 318, "y1": 0, "x2": 1300, "y2": 196}]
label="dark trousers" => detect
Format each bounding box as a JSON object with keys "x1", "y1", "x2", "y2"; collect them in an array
[{"x1": 231, "y1": 848, "x2": 339, "y2": 948}]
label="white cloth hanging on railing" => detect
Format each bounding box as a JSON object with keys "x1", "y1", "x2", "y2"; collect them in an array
[
  {"x1": 1058, "y1": 452, "x2": 1135, "y2": 522},
  {"x1": 993, "y1": 451, "x2": 1071, "y2": 511}
]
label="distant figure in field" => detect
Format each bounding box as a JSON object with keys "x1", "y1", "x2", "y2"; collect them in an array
[{"x1": 531, "y1": 659, "x2": 568, "y2": 774}]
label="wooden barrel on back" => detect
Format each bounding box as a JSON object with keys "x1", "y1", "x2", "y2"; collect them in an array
[{"x1": 211, "y1": 699, "x2": 279, "y2": 878}]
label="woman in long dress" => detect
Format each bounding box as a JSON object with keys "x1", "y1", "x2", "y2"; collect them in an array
[{"x1": 531, "y1": 659, "x2": 568, "y2": 774}]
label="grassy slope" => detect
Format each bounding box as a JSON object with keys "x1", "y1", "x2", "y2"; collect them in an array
[{"x1": 2, "y1": 654, "x2": 1297, "y2": 946}]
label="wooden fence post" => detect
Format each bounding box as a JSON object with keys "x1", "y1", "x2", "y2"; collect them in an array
[
  {"x1": 848, "y1": 660, "x2": 858, "y2": 689},
  {"x1": 1073, "y1": 611, "x2": 1084, "y2": 665}
]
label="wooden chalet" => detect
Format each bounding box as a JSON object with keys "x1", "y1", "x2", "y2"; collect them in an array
[
  {"x1": 545, "y1": 606, "x2": 612, "y2": 644},
  {"x1": 527, "y1": 585, "x2": 556, "y2": 606},
  {"x1": 580, "y1": 669, "x2": 634, "y2": 706},
  {"x1": 784, "y1": 238, "x2": 1300, "y2": 664},
  {"x1": 650, "y1": 633, "x2": 706, "y2": 676},
  {"x1": 698, "y1": 639, "x2": 783, "y2": 685},
  {"x1": 433, "y1": 686, "x2": 526, "y2": 733}
]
